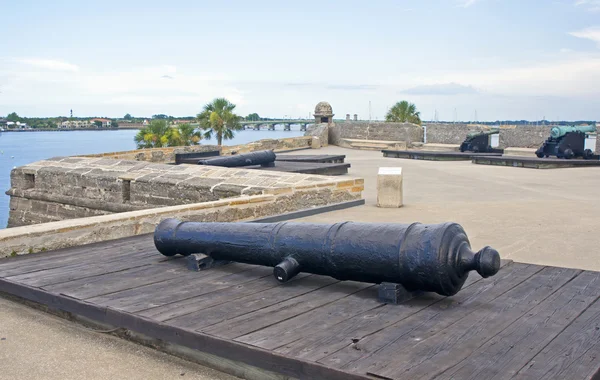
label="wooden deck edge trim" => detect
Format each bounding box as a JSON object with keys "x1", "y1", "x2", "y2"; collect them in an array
[{"x1": 0, "y1": 279, "x2": 372, "y2": 380}]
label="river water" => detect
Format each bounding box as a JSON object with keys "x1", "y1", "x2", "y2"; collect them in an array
[{"x1": 0, "y1": 128, "x2": 304, "y2": 229}]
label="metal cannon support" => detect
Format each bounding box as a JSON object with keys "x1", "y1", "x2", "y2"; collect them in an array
[
  {"x1": 536, "y1": 125, "x2": 596, "y2": 159},
  {"x1": 154, "y1": 219, "x2": 501, "y2": 299},
  {"x1": 197, "y1": 150, "x2": 276, "y2": 167},
  {"x1": 459, "y1": 129, "x2": 499, "y2": 153}
]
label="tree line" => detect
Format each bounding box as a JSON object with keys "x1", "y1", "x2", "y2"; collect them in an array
[{"x1": 134, "y1": 98, "x2": 241, "y2": 148}]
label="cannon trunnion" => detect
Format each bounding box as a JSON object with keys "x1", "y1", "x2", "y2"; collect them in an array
[
  {"x1": 535, "y1": 125, "x2": 596, "y2": 159},
  {"x1": 154, "y1": 219, "x2": 501, "y2": 299}
]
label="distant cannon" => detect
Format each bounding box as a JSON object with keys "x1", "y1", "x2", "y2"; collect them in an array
[
  {"x1": 154, "y1": 219, "x2": 501, "y2": 299},
  {"x1": 197, "y1": 150, "x2": 276, "y2": 167},
  {"x1": 459, "y1": 129, "x2": 499, "y2": 153},
  {"x1": 536, "y1": 125, "x2": 596, "y2": 159}
]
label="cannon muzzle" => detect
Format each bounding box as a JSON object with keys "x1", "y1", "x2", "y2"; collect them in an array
[
  {"x1": 197, "y1": 150, "x2": 276, "y2": 167},
  {"x1": 154, "y1": 219, "x2": 501, "y2": 297}
]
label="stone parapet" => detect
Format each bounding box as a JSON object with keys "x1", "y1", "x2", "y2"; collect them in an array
[
  {"x1": 424, "y1": 123, "x2": 551, "y2": 149},
  {"x1": 328, "y1": 122, "x2": 423, "y2": 148},
  {"x1": 78, "y1": 136, "x2": 314, "y2": 163},
  {"x1": 1, "y1": 183, "x2": 363, "y2": 256},
  {"x1": 7, "y1": 156, "x2": 363, "y2": 228}
]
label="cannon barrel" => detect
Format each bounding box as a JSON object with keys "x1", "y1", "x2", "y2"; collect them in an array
[
  {"x1": 197, "y1": 150, "x2": 276, "y2": 167},
  {"x1": 154, "y1": 219, "x2": 501, "y2": 297},
  {"x1": 550, "y1": 125, "x2": 596, "y2": 139},
  {"x1": 466, "y1": 129, "x2": 499, "y2": 138}
]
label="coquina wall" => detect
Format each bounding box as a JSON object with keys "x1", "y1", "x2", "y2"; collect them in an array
[
  {"x1": 79, "y1": 136, "x2": 314, "y2": 163},
  {"x1": 424, "y1": 124, "x2": 552, "y2": 149},
  {"x1": 328, "y1": 122, "x2": 423, "y2": 147},
  {"x1": 7, "y1": 155, "x2": 362, "y2": 228}
]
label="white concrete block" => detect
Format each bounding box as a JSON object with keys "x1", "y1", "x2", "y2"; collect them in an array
[{"x1": 377, "y1": 167, "x2": 403, "y2": 208}]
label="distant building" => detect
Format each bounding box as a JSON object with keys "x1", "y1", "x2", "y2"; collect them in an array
[
  {"x1": 60, "y1": 120, "x2": 92, "y2": 128},
  {"x1": 6, "y1": 121, "x2": 28, "y2": 129},
  {"x1": 90, "y1": 118, "x2": 112, "y2": 128}
]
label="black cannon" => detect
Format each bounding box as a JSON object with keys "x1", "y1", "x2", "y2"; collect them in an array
[
  {"x1": 154, "y1": 219, "x2": 501, "y2": 299},
  {"x1": 197, "y1": 150, "x2": 276, "y2": 167},
  {"x1": 459, "y1": 129, "x2": 500, "y2": 153},
  {"x1": 535, "y1": 125, "x2": 596, "y2": 159}
]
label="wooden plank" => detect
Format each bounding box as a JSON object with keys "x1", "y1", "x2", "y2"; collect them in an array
[
  {"x1": 203, "y1": 280, "x2": 371, "y2": 340},
  {"x1": 513, "y1": 287, "x2": 600, "y2": 380},
  {"x1": 359, "y1": 266, "x2": 581, "y2": 380},
  {"x1": 435, "y1": 270, "x2": 600, "y2": 380},
  {"x1": 5, "y1": 249, "x2": 157, "y2": 287},
  {"x1": 0, "y1": 277, "x2": 372, "y2": 380},
  {"x1": 165, "y1": 274, "x2": 339, "y2": 329},
  {"x1": 42, "y1": 258, "x2": 191, "y2": 299},
  {"x1": 276, "y1": 155, "x2": 346, "y2": 163},
  {"x1": 317, "y1": 263, "x2": 542, "y2": 371},
  {"x1": 234, "y1": 285, "x2": 391, "y2": 350},
  {"x1": 139, "y1": 273, "x2": 313, "y2": 322},
  {"x1": 0, "y1": 238, "x2": 154, "y2": 277},
  {"x1": 85, "y1": 264, "x2": 270, "y2": 312},
  {"x1": 274, "y1": 260, "x2": 513, "y2": 362}
]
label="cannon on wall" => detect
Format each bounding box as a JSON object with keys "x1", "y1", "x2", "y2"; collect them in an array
[
  {"x1": 154, "y1": 219, "x2": 501, "y2": 301},
  {"x1": 459, "y1": 129, "x2": 500, "y2": 153},
  {"x1": 536, "y1": 125, "x2": 596, "y2": 159},
  {"x1": 197, "y1": 150, "x2": 276, "y2": 167}
]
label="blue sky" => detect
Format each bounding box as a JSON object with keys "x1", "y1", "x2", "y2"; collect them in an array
[{"x1": 1, "y1": 0, "x2": 599, "y2": 121}]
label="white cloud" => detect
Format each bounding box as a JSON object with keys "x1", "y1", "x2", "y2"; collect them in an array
[
  {"x1": 418, "y1": 56, "x2": 600, "y2": 97},
  {"x1": 457, "y1": 0, "x2": 480, "y2": 8},
  {"x1": 401, "y1": 83, "x2": 478, "y2": 95},
  {"x1": 14, "y1": 58, "x2": 79, "y2": 72},
  {"x1": 575, "y1": 0, "x2": 600, "y2": 12},
  {"x1": 569, "y1": 26, "x2": 600, "y2": 47},
  {"x1": 0, "y1": 60, "x2": 243, "y2": 115}
]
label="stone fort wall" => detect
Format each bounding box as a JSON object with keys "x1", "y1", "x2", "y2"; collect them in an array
[
  {"x1": 79, "y1": 136, "x2": 314, "y2": 163},
  {"x1": 328, "y1": 122, "x2": 424, "y2": 147},
  {"x1": 321, "y1": 121, "x2": 560, "y2": 149},
  {"x1": 424, "y1": 124, "x2": 552, "y2": 149},
  {"x1": 7, "y1": 155, "x2": 363, "y2": 228}
]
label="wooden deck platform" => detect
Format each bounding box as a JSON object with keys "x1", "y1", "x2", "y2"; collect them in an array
[
  {"x1": 0, "y1": 235, "x2": 599, "y2": 380},
  {"x1": 176, "y1": 153, "x2": 350, "y2": 175},
  {"x1": 382, "y1": 149, "x2": 504, "y2": 161},
  {"x1": 247, "y1": 161, "x2": 350, "y2": 175},
  {"x1": 472, "y1": 155, "x2": 600, "y2": 169}
]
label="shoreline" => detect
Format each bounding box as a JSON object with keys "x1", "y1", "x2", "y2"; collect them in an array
[{"x1": 0, "y1": 127, "x2": 143, "y2": 132}]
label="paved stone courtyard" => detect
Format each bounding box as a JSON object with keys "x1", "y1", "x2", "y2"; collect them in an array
[{"x1": 286, "y1": 146, "x2": 600, "y2": 271}]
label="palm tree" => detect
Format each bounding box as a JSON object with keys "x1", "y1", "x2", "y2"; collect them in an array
[
  {"x1": 167, "y1": 123, "x2": 202, "y2": 146},
  {"x1": 197, "y1": 98, "x2": 241, "y2": 146},
  {"x1": 134, "y1": 120, "x2": 170, "y2": 148},
  {"x1": 134, "y1": 121, "x2": 202, "y2": 148},
  {"x1": 385, "y1": 101, "x2": 421, "y2": 125}
]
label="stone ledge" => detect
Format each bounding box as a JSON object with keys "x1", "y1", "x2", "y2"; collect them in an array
[
  {"x1": 339, "y1": 138, "x2": 407, "y2": 151},
  {"x1": 0, "y1": 195, "x2": 273, "y2": 256},
  {"x1": 1, "y1": 182, "x2": 363, "y2": 257},
  {"x1": 7, "y1": 156, "x2": 363, "y2": 227},
  {"x1": 419, "y1": 143, "x2": 460, "y2": 152},
  {"x1": 503, "y1": 147, "x2": 537, "y2": 158}
]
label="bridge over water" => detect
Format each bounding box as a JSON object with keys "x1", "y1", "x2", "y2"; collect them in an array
[{"x1": 240, "y1": 120, "x2": 315, "y2": 131}]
